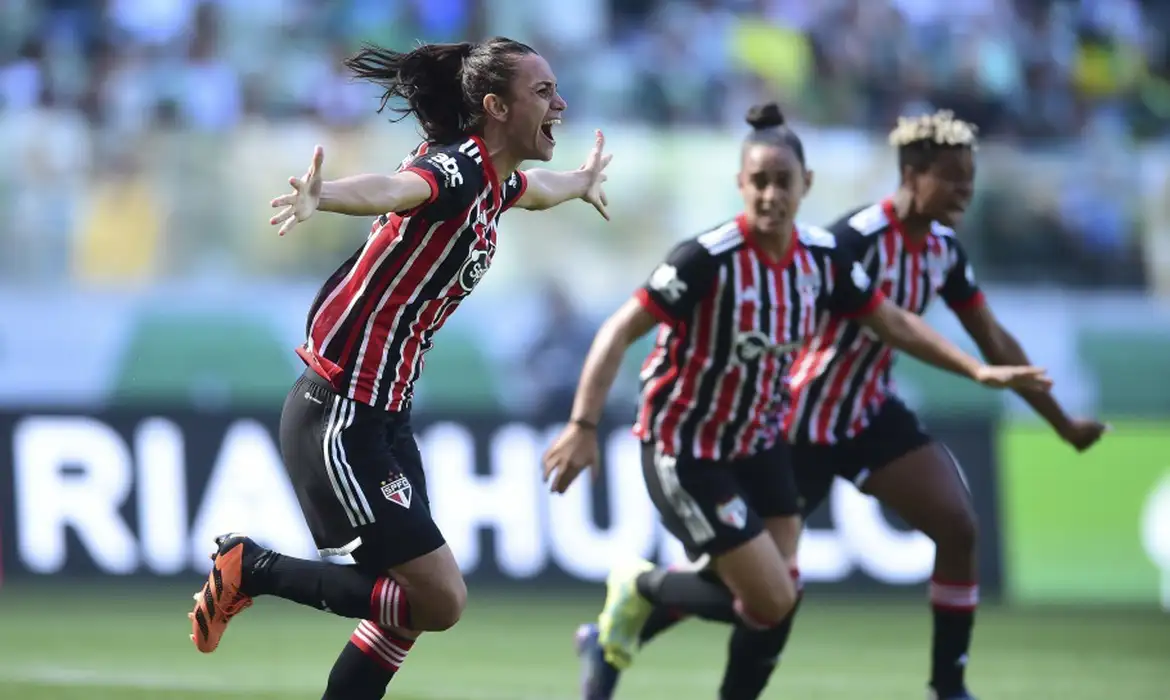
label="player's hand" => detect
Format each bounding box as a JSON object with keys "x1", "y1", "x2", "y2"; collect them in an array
[
  {"x1": 579, "y1": 129, "x2": 612, "y2": 221},
  {"x1": 270, "y1": 145, "x2": 325, "y2": 236},
  {"x1": 973, "y1": 365, "x2": 1053, "y2": 392},
  {"x1": 1059, "y1": 418, "x2": 1110, "y2": 452},
  {"x1": 542, "y1": 422, "x2": 601, "y2": 494}
]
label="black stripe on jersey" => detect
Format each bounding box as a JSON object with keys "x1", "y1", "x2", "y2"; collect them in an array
[
  {"x1": 369, "y1": 209, "x2": 483, "y2": 409},
  {"x1": 679, "y1": 266, "x2": 735, "y2": 454},
  {"x1": 719, "y1": 260, "x2": 767, "y2": 458},
  {"x1": 829, "y1": 340, "x2": 885, "y2": 438}
]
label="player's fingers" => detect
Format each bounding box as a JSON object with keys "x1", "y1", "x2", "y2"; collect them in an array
[
  {"x1": 541, "y1": 454, "x2": 560, "y2": 482},
  {"x1": 592, "y1": 198, "x2": 610, "y2": 221},
  {"x1": 311, "y1": 144, "x2": 325, "y2": 173},
  {"x1": 270, "y1": 207, "x2": 295, "y2": 226},
  {"x1": 600, "y1": 152, "x2": 613, "y2": 169},
  {"x1": 600, "y1": 189, "x2": 609, "y2": 207},
  {"x1": 288, "y1": 176, "x2": 303, "y2": 192},
  {"x1": 271, "y1": 193, "x2": 296, "y2": 208},
  {"x1": 278, "y1": 218, "x2": 299, "y2": 237}
]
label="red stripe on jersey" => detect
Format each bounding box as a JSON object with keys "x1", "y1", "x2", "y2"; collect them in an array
[
  {"x1": 695, "y1": 250, "x2": 754, "y2": 458},
  {"x1": 634, "y1": 327, "x2": 683, "y2": 441},
  {"x1": 385, "y1": 262, "x2": 467, "y2": 410},
  {"x1": 634, "y1": 288, "x2": 676, "y2": 326},
  {"x1": 304, "y1": 218, "x2": 418, "y2": 385},
  {"x1": 949, "y1": 290, "x2": 985, "y2": 311},
  {"x1": 348, "y1": 217, "x2": 459, "y2": 404},
  {"x1": 655, "y1": 276, "x2": 719, "y2": 456}
]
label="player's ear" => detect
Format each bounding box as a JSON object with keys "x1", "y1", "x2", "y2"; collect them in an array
[
  {"x1": 803, "y1": 168, "x2": 815, "y2": 195},
  {"x1": 482, "y1": 93, "x2": 508, "y2": 122}
]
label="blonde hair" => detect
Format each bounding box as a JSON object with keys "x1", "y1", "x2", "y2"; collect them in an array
[{"x1": 888, "y1": 110, "x2": 978, "y2": 150}]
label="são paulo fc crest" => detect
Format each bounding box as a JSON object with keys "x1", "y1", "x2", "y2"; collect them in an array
[
  {"x1": 715, "y1": 496, "x2": 748, "y2": 530},
  {"x1": 380, "y1": 476, "x2": 412, "y2": 509}
]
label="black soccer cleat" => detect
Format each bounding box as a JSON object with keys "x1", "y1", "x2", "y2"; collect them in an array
[{"x1": 575, "y1": 622, "x2": 621, "y2": 700}]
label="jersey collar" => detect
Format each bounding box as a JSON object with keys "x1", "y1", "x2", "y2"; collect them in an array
[{"x1": 736, "y1": 214, "x2": 798, "y2": 271}]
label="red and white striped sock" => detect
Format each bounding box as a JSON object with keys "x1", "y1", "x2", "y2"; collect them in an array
[
  {"x1": 370, "y1": 577, "x2": 412, "y2": 630},
  {"x1": 930, "y1": 577, "x2": 978, "y2": 611},
  {"x1": 350, "y1": 620, "x2": 416, "y2": 673}
]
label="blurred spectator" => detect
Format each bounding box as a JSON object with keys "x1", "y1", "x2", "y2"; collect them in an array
[{"x1": 0, "y1": 0, "x2": 1161, "y2": 291}]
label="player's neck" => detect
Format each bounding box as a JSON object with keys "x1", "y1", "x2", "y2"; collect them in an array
[
  {"x1": 891, "y1": 188, "x2": 931, "y2": 239},
  {"x1": 478, "y1": 128, "x2": 520, "y2": 180},
  {"x1": 752, "y1": 224, "x2": 793, "y2": 261}
]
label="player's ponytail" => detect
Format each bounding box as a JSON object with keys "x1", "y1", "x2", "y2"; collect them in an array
[
  {"x1": 743, "y1": 102, "x2": 806, "y2": 168},
  {"x1": 345, "y1": 37, "x2": 537, "y2": 145}
]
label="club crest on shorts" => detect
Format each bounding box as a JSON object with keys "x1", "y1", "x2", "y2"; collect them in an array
[
  {"x1": 715, "y1": 496, "x2": 748, "y2": 530},
  {"x1": 380, "y1": 476, "x2": 412, "y2": 509}
]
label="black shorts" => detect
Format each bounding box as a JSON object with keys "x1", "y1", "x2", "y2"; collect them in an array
[
  {"x1": 641, "y1": 441, "x2": 800, "y2": 560},
  {"x1": 790, "y1": 396, "x2": 932, "y2": 517},
  {"x1": 278, "y1": 369, "x2": 446, "y2": 571}
]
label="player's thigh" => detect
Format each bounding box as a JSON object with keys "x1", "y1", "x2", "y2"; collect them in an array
[
  {"x1": 640, "y1": 444, "x2": 795, "y2": 624},
  {"x1": 355, "y1": 418, "x2": 465, "y2": 629},
  {"x1": 854, "y1": 400, "x2": 975, "y2": 544},
  {"x1": 733, "y1": 442, "x2": 802, "y2": 559}
]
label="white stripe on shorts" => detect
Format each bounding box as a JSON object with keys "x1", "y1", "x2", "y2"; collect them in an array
[
  {"x1": 653, "y1": 449, "x2": 717, "y2": 545},
  {"x1": 322, "y1": 396, "x2": 376, "y2": 527}
]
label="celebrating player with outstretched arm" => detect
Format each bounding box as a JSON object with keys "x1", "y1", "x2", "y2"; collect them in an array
[
  {"x1": 543, "y1": 103, "x2": 1051, "y2": 700},
  {"x1": 185, "y1": 37, "x2": 610, "y2": 700},
  {"x1": 780, "y1": 111, "x2": 1107, "y2": 700}
]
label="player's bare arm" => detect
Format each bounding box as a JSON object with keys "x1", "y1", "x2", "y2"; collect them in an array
[
  {"x1": 542, "y1": 298, "x2": 655, "y2": 494},
  {"x1": 857, "y1": 299, "x2": 1053, "y2": 392},
  {"x1": 514, "y1": 129, "x2": 612, "y2": 219},
  {"x1": 268, "y1": 145, "x2": 433, "y2": 235},
  {"x1": 954, "y1": 302, "x2": 1107, "y2": 451}
]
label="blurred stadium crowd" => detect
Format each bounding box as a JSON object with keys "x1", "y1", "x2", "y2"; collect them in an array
[{"x1": 0, "y1": 0, "x2": 1165, "y2": 290}]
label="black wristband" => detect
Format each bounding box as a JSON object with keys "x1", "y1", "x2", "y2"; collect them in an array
[{"x1": 570, "y1": 417, "x2": 598, "y2": 431}]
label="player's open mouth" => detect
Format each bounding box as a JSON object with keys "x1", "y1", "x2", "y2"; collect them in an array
[{"x1": 540, "y1": 118, "x2": 561, "y2": 145}]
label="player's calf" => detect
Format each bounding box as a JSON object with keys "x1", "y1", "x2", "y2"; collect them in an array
[{"x1": 322, "y1": 623, "x2": 417, "y2": 700}]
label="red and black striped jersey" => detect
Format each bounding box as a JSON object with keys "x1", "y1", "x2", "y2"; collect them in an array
[
  {"x1": 296, "y1": 136, "x2": 528, "y2": 411},
  {"x1": 783, "y1": 199, "x2": 985, "y2": 445},
  {"x1": 633, "y1": 214, "x2": 884, "y2": 461}
]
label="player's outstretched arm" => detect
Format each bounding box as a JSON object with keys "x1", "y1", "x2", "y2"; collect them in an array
[
  {"x1": 542, "y1": 298, "x2": 656, "y2": 494},
  {"x1": 268, "y1": 146, "x2": 432, "y2": 235},
  {"x1": 858, "y1": 299, "x2": 1054, "y2": 393},
  {"x1": 953, "y1": 302, "x2": 1108, "y2": 451},
  {"x1": 514, "y1": 129, "x2": 612, "y2": 219}
]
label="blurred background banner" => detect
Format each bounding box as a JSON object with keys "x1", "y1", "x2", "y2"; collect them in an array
[
  {"x1": 998, "y1": 421, "x2": 1170, "y2": 606},
  {"x1": 0, "y1": 409, "x2": 1000, "y2": 594}
]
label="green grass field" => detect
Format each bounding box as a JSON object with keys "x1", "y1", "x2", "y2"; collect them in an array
[{"x1": 1, "y1": 583, "x2": 1166, "y2": 699}]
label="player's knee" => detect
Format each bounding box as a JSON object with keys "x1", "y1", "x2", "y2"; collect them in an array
[
  {"x1": 933, "y1": 506, "x2": 978, "y2": 555},
  {"x1": 422, "y1": 576, "x2": 467, "y2": 631},
  {"x1": 737, "y1": 578, "x2": 796, "y2": 628}
]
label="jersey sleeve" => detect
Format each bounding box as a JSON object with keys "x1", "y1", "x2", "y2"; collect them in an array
[
  {"x1": 500, "y1": 170, "x2": 529, "y2": 212},
  {"x1": 399, "y1": 146, "x2": 484, "y2": 219},
  {"x1": 939, "y1": 239, "x2": 985, "y2": 311},
  {"x1": 824, "y1": 226, "x2": 884, "y2": 318},
  {"x1": 634, "y1": 239, "x2": 719, "y2": 325}
]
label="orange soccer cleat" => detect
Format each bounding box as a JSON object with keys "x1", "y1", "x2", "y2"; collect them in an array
[{"x1": 188, "y1": 533, "x2": 258, "y2": 653}]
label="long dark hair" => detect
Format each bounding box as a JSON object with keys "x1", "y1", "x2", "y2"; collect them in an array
[{"x1": 344, "y1": 37, "x2": 537, "y2": 144}]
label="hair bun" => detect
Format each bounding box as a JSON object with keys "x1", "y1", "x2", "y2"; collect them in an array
[{"x1": 745, "y1": 102, "x2": 785, "y2": 129}]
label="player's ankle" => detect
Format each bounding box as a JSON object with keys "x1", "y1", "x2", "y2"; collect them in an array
[{"x1": 239, "y1": 547, "x2": 279, "y2": 596}]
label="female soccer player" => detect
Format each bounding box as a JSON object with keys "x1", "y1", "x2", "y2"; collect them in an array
[
  {"x1": 542, "y1": 103, "x2": 1051, "y2": 700},
  {"x1": 186, "y1": 37, "x2": 611, "y2": 700},
  {"x1": 780, "y1": 110, "x2": 1107, "y2": 700}
]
